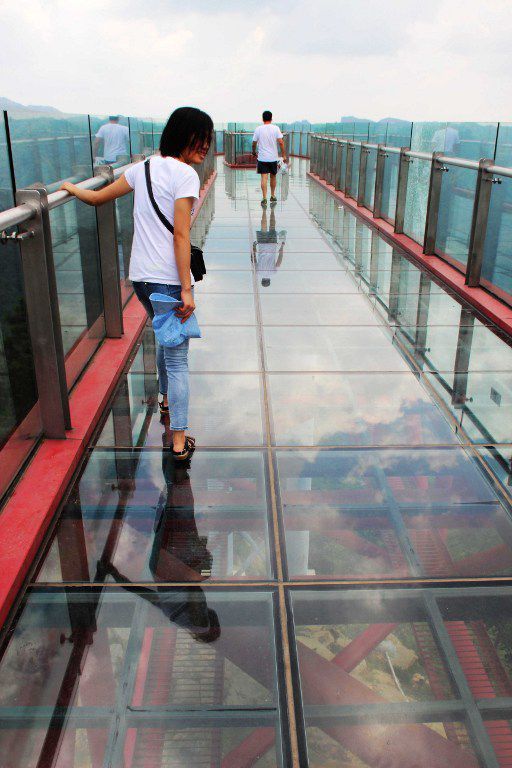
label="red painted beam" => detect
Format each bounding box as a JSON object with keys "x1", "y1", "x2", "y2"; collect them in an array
[
  {"x1": 333, "y1": 623, "x2": 398, "y2": 672},
  {"x1": 308, "y1": 172, "x2": 512, "y2": 335}
]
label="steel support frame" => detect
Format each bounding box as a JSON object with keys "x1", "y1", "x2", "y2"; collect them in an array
[
  {"x1": 373, "y1": 144, "x2": 388, "y2": 219},
  {"x1": 394, "y1": 146, "x2": 411, "y2": 235},
  {"x1": 94, "y1": 165, "x2": 124, "y2": 338},
  {"x1": 466, "y1": 158, "x2": 497, "y2": 287},
  {"x1": 16, "y1": 187, "x2": 71, "y2": 437},
  {"x1": 424, "y1": 151, "x2": 449, "y2": 255}
]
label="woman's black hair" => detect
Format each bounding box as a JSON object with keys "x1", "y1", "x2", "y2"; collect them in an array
[{"x1": 159, "y1": 106, "x2": 214, "y2": 158}]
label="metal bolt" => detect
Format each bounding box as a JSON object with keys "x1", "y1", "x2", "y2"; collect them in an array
[{"x1": 0, "y1": 229, "x2": 35, "y2": 245}]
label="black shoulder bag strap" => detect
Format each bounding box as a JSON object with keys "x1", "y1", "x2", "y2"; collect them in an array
[
  {"x1": 144, "y1": 158, "x2": 174, "y2": 232},
  {"x1": 143, "y1": 159, "x2": 206, "y2": 281}
]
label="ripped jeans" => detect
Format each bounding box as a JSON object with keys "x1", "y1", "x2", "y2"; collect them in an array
[{"x1": 132, "y1": 282, "x2": 190, "y2": 430}]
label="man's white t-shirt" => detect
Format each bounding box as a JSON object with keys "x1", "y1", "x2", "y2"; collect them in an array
[
  {"x1": 125, "y1": 156, "x2": 200, "y2": 285},
  {"x1": 252, "y1": 124, "x2": 283, "y2": 162}
]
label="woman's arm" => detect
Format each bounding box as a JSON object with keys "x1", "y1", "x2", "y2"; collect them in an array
[
  {"x1": 173, "y1": 196, "x2": 196, "y2": 323},
  {"x1": 60, "y1": 174, "x2": 133, "y2": 206}
]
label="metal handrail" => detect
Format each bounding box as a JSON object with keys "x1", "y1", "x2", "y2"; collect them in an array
[
  {"x1": 311, "y1": 134, "x2": 512, "y2": 175},
  {"x1": 0, "y1": 159, "x2": 138, "y2": 229}
]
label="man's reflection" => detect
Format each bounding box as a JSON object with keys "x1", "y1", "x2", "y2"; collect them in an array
[
  {"x1": 103, "y1": 441, "x2": 221, "y2": 644},
  {"x1": 93, "y1": 115, "x2": 130, "y2": 166},
  {"x1": 252, "y1": 208, "x2": 286, "y2": 287}
]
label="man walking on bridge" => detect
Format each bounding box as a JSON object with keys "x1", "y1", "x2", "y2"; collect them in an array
[{"x1": 252, "y1": 110, "x2": 287, "y2": 207}]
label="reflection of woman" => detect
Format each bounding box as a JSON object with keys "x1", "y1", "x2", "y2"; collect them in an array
[
  {"x1": 103, "y1": 449, "x2": 220, "y2": 644},
  {"x1": 61, "y1": 107, "x2": 214, "y2": 461}
]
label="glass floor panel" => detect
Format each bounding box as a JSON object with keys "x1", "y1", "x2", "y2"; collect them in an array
[
  {"x1": 260, "y1": 294, "x2": 384, "y2": 325},
  {"x1": 35, "y1": 449, "x2": 272, "y2": 583},
  {"x1": 277, "y1": 448, "x2": 512, "y2": 579},
  {"x1": 3, "y1": 161, "x2": 512, "y2": 768},
  {"x1": 268, "y1": 373, "x2": 458, "y2": 446},
  {"x1": 263, "y1": 326, "x2": 411, "y2": 371}
]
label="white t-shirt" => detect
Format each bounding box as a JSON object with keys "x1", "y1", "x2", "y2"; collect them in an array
[
  {"x1": 125, "y1": 156, "x2": 200, "y2": 285},
  {"x1": 252, "y1": 124, "x2": 283, "y2": 162},
  {"x1": 96, "y1": 123, "x2": 130, "y2": 161}
]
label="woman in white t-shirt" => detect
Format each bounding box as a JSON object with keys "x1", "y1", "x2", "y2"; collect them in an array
[{"x1": 61, "y1": 107, "x2": 213, "y2": 460}]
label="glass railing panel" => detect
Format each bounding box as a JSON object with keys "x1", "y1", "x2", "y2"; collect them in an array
[
  {"x1": 435, "y1": 166, "x2": 477, "y2": 271},
  {"x1": 128, "y1": 117, "x2": 153, "y2": 157},
  {"x1": 481, "y1": 123, "x2": 512, "y2": 303},
  {"x1": 363, "y1": 147, "x2": 377, "y2": 210},
  {"x1": 115, "y1": 190, "x2": 135, "y2": 305},
  {"x1": 381, "y1": 150, "x2": 399, "y2": 223},
  {"x1": 51, "y1": 198, "x2": 105, "y2": 385},
  {"x1": 411, "y1": 121, "x2": 497, "y2": 160},
  {"x1": 7, "y1": 112, "x2": 93, "y2": 188},
  {"x1": 89, "y1": 115, "x2": 130, "y2": 168},
  {"x1": 215, "y1": 129, "x2": 224, "y2": 153},
  {"x1": 403, "y1": 157, "x2": 430, "y2": 245},
  {"x1": 385, "y1": 120, "x2": 413, "y2": 148},
  {"x1": 152, "y1": 120, "x2": 166, "y2": 153},
  {"x1": 7, "y1": 111, "x2": 106, "y2": 387},
  {"x1": 0, "y1": 113, "x2": 42, "y2": 502}
]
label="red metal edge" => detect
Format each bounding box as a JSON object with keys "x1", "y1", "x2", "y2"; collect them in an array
[
  {"x1": 307, "y1": 171, "x2": 512, "y2": 336},
  {"x1": 0, "y1": 171, "x2": 217, "y2": 629}
]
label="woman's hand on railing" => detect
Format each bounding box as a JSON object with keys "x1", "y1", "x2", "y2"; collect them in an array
[
  {"x1": 59, "y1": 181, "x2": 78, "y2": 196},
  {"x1": 176, "y1": 288, "x2": 196, "y2": 323}
]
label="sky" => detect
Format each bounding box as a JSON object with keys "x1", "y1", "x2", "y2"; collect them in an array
[{"x1": 0, "y1": 0, "x2": 511, "y2": 123}]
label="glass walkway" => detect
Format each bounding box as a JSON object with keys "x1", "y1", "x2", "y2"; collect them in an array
[{"x1": 1, "y1": 158, "x2": 512, "y2": 767}]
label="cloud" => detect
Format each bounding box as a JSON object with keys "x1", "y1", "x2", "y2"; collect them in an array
[{"x1": 0, "y1": 0, "x2": 511, "y2": 121}]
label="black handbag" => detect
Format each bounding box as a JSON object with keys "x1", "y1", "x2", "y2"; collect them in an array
[{"x1": 144, "y1": 159, "x2": 206, "y2": 282}]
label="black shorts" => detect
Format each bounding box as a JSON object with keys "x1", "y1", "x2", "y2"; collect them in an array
[{"x1": 257, "y1": 160, "x2": 278, "y2": 175}]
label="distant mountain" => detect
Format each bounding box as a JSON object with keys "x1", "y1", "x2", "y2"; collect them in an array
[
  {"x1": 0, "y1": 97, "x2": 64, "y2": 116},
  {"x1": 340, "y1": 115, "x2": 372, "y2": 123},
  {"x1": 378, "y1": 117, "x2": 411, "y2": 124}
]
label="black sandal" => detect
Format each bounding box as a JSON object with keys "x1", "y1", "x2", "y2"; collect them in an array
[
  {"x1": 158, "y1": 399, "x2": 169, "y2": 414},
  {"x1": 172, "y1": 436, "x2": 196, "y2": 461}
]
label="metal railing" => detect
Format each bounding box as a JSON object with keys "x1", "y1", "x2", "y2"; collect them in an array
[
  {"x1": 309, "y1": 134, "x2": 512, "y2": 305},
  {"x1": 0, "y1": 141, "x2": 216, "y2": 451}
]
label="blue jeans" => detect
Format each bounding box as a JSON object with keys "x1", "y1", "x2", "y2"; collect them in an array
[{"x1": 133, "y1": 282, "x2": 190, "y2": 431}]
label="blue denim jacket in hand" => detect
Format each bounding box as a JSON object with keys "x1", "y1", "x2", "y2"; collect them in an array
[{"x1": 149, "y1": 292, "x2": 201, "y2": 348}]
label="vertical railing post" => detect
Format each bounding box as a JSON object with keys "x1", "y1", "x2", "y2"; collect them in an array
[
  {"x1": 465, "y1": 158, "x2": 497, "y2": 287},
  {"x1": 373, "y1": 144, "x2": 387, "y2": 219},
  {"x1": 424, "y1": 151, "x2": 449, "y2": 255},
  {"x1": 335, "y1": 140, "x2": 343, "y2": 191},
  {"x1": 394, "y1": 146, "x2": 411, "y2": 234},
  {"x1": 329, "y1": 140, "x2": 336, "y2": 185},
  {"x1": 94, "y1": 165, "x2": 123, "y2": 338},
  {"x1": 357, "y1": 144, "x2": 369, "y2": 206},
  {"x1": 345, "y1": 142, "x2": 354, "y2": 198},
  {"x1": 16, "y1": 187, "x2": 71, "y2": 436},
  {"x1": 321, "y1": 138, "x2": 327, "y2": 180}
]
